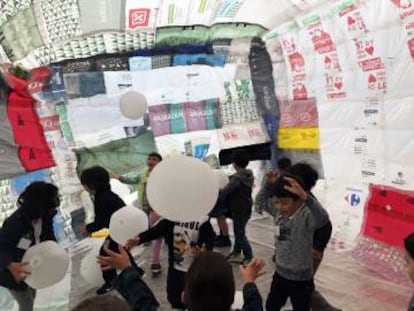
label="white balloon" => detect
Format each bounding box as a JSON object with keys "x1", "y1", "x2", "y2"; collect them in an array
[
  {"x1": 119, "y1": 91, "x2": 148, "y2": 120},
  {"x1": 22, "y1": 241, "x2": 69, "y2": 289},
  {"x1": 147, "y1": 155, "x2": 219, "y2": 222},
  {"x1": 80, "y1": 238, "x2": 105, "y2": 287},
  {"x1": 213, "y1": 169, "x2": 229, "y2": 189},
  {"x1": 109, "y1": 205, "x2": 149, "y2": 245},
  {"x1": 110, "y1": 179, "x2": 131, "y2": 200}
]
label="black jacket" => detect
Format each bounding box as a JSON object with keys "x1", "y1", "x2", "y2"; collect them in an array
[
  {"x1": 221, "y1": 169, "x2": 254, "y2": 215},
  {"x1": 85, "y1": 188, "x2": 125, "y2": 233},
  {"x1": 0, "y1": 209, "x2": 56, "y2": 290}
]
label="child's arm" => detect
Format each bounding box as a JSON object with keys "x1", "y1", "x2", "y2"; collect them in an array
[
  {"x1": 240, "y1": 259, "x2": 265, "y2": 311},
  {"x1": 255, "y1": 183, "x2": 278, "y2": 218},
  {"x1": 85, "y1": 197, "x2": 111, "y2": 233},
  {"x1": 0, "y1": 216, "x2": 24, "y2": 269},
  {"x1": 138, "y1": 219, "x2": 169, "y2": 244},
  {"x1": 284, "y1": 177, "x2": 329, "y2": 229},
  {"x1": 111, "y1": 171, "x2": 141, "y2": 185},
  {"x1": 118, "y1": 175, "x2": 140, "y2": 185},
  {"x1": 304, "y1": 195, "x2": 329, "y2": 230},
  {"x1": 115, "y1": 267, "x2": 159, "y2": 311},
  {"x1": 99, "y1": 246, "x2": 159, "y2": 311}
]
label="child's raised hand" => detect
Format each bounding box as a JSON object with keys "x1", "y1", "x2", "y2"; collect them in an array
[
  {"x1": 8, "y1": 262, "x2": 30, "y2": 283},
  {"x1": 283, "y1": 177, "x2": 307, "y2": 201},
  {"x1": 239, "y1": 258, "x2": 265, "y2": 283},
  {"x1": 97, "y1": 245, "x2": 131, "y2": 271},
  {"x1": 125, "y1": 236, "x2": 140, "y2": 250}
]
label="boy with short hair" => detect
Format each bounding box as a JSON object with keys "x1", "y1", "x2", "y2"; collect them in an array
[
  {"x1": 404, "y1": 232, "x2": 414, "y2": 311},
  {"x1": 184, "y1": 252, "x2": 264, "y2": 311},
  {"x1": 112, "y1": 152, "x2": 163, "y2": 275},
  {"x1": 221, "y1": 149, "x2": 255, "y2": 265},
  {"x1": 265, "y1": 174, "x2": 329, "y2": 311},
  {"x1": 126, "y1": 216, "x2": 216, "y2": 310},
  {"x1": 277, "y1": 157, "x2": 291, "y2": 174}
]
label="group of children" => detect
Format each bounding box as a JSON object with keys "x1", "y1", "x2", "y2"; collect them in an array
[
  {"x1": 1, "y1": 150, "x2": 414, "y2": 311},
  {"x1": 76, "y1": 150, "x2": 339, "y2": 310}
]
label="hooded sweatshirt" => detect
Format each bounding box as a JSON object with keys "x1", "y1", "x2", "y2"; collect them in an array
[{"x1": 220, "y1": 168, "x2": 254, "y2": 215}]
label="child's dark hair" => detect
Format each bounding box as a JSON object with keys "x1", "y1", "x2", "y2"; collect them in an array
[
  {"x1": 405, "y1": 232, "x2": 414, "y2": 259},
  {"x1": 270, "y1": 173, "x2": 305, "y2": 201},
  {"x1": 277, "y1": 157, "x2": 292, "y2": 171},
  {"x1": 232, "y1": 149, "x2": 250, "y2": 168},
  {"x1": 288, "y1": 162, "x2": 319, "y2": 191},
  {"x1": 80, "y1": 166, "x2": 110, "y2": 192},
  {"x1": 17, "y1": 181, "x2": 59, "y2": 220},
  {"x1": 184, "y1": 252, "x2": 235, "y2": 311},
  {"x1": 148, "y1": 152, "x2": 162, "y2": 162},
  {"x1": 72, "y1": 295, "x2": 131, "y2": 311}
]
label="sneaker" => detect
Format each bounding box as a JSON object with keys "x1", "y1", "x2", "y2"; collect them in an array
[
  {"x1": 227, "y1": 252, "x2": 243, "y2": 264},
  {"x1": 96, "y1": 283, "x2": 113, "y2": 295},
  {"x1": 214, "y1": 236, "x2": 231, "y2": 247},
  {"x1": 150, "y1": 263, "x2": 162, "y2": 275}
]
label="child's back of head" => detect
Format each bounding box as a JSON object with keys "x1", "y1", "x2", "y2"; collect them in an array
[
  {"x1": 288, "y1": 162, "x2": 318, "y2": 191},
  {"x1": 184, "y1": 252, "x2": 235, "y2": 311},
  {"x1": 277, "y1": 157, "x2": 292, "y2": 173},
  {"x1": 80, "y1": 166, "x2": 110, "y2": 192},
  {"x1": 72, "y1": 295, "x2": 131, "y2": 311},
  {"x1": 232, "y1": 149, "x2": 250, "y2": 169}
]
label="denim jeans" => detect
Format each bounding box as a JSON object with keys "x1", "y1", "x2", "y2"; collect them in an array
[{"x1": 232, "y1": 213, "x2": 253, "y2": 259}]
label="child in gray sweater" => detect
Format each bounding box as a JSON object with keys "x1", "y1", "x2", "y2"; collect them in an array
[{"x1": 262, "y1": 174, "x2": 329, "y2": 311}]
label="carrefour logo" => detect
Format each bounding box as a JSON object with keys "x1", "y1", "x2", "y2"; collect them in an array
[{"x1": 345, "y1": 192, "x2": 361, "y2": 207}]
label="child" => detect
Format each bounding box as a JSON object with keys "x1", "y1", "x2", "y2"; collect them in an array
[
  {"x1": 184, "y1": 252, "x2": 264, "y2": 311},
  {"x1": 405, "y1": 232, "x2": 414, "y2": 311},
  {"x1": 288, "y1": 163, "x2": 341, "y2": 311},
  {"x1": 96, "y1": 246, "x2": 265, "y2": 311},
  {"x1": 256, "y1": 157, "x2": 292, "y2": 261},
  {"x1": 126, "y1": 217, "x2": 215, "y2": 309},
  {"x1": 221, "y1": 149, "x2": 254, "y2": 265},
  {"x1": 264, "y1": 174, "x2": 329, "y2": 311},
  {"x1": 0, "y1": 182, "x2": 60, "y2": 311},
  {"x1": 80, "y1": 166, "x2": 139, "y2": 295},
  {"x1": 112, "y1": 152, "x2": 163, "y2": 275}
]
